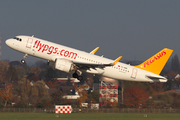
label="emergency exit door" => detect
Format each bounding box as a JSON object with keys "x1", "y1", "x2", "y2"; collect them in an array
[{"x1": 131, "y1": 68, "x2": 138, "y2": 79}]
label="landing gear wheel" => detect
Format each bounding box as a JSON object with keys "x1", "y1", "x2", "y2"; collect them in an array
[
  {"x1": 21, "y1": 59, "x2": 25, "y2": 64},
  {"x1": 78, "y1": 76, "x2": 83, "y2": 81},
  {"x1": 73, "y1": 72, "x2": 83, "y2": 81},
  {"x1": 73, "y1": 72, "x2": 78, "y2": 78}
]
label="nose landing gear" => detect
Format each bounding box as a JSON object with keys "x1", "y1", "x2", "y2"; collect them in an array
[{"x1": 21, "y1": 54, "x2": 28, "y2": 64}]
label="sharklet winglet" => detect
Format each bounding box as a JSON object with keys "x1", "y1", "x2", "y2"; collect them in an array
[
  {"x1": 90, "y1": 47, "x2": 99, "y2": 54},
  {"x1": 112, "y1": 56, "x2": 122, "y2": 65}
]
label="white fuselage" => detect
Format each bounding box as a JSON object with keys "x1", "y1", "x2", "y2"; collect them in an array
[{"x1": 6, "y1": 35, "x2": 167, "y2": 82}]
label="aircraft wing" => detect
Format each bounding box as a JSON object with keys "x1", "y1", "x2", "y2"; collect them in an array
[{"x1": 72, "y1": 56, "x2": 122, "y2": 70}]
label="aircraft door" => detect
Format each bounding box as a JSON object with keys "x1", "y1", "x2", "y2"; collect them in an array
[
  {"x1": 26, "y1": 38, "x2": 33, "y2": 48},
  {"x1": 131, "y1": 68, "x2": 138, "y2": 79},
  {"x1": 26, "y1": 38, "x2": 36, "y2": 55}
]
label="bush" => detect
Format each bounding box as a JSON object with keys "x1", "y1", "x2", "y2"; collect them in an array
[{"x1": 13, "y1": 100, "x2": 30, "y2": 108}]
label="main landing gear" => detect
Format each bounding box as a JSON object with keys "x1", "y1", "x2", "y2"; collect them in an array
[
  {"x1": 72, "y1": 71, "x2": 83, "y2": 81},
  {"x1": 21, "y1": 54, "x2": 28, "y2": 64}
]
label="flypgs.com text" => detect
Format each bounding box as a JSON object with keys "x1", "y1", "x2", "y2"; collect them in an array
[{"x1": 33, "y1": 40, "x2": 77, "y2": 59}]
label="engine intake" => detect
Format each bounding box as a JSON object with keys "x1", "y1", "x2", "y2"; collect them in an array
[{"x1": 55, "y1": 58, "x2": 72, "y2": 73}]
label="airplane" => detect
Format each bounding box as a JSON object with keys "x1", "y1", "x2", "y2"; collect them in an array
[{"x1": 5, "y1": 35, "x2": 173, "y2": 82}]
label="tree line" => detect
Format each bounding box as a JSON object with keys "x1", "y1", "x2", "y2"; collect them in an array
[{"x1": 0, "y1": 54, "x2": 180, "y2": 109}]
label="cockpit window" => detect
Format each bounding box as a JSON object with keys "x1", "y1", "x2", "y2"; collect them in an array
[{"x1": 14, "y1": 37, "x2": 22, "y2": 41}]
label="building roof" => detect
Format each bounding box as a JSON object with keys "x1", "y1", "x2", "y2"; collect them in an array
[
  {"x1": 56, "y1": 78, "x2": 80, "y2": 83},
  {"x1": 154, "y1": 90, "x2": 180, "y2": 96}
]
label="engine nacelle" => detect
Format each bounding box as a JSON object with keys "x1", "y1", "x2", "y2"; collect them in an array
[{"x1": 55, "y1": 58, "x2": 72, "y2": 73}]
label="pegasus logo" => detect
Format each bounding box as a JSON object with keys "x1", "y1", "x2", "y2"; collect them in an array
[{"x1": 143, "y1": 50, "x2": 166, "y2": 68}]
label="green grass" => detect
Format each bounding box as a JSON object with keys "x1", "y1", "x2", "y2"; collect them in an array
[{"x1": 0, "y1": 113, "x2": 180, "y2": 120}]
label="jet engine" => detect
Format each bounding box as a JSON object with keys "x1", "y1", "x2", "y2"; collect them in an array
[{"x1": 55, "y1": 58, "x2": 73, "y2": 73}]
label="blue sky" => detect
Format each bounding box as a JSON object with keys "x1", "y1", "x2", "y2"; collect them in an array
[{"x1": 1, "y1": 0, "x2": 180, "y2": 65}]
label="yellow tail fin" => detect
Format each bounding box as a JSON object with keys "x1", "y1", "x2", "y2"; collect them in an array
[{"x1": 135, "y1": 48, "x2": 173, "y2": 75}]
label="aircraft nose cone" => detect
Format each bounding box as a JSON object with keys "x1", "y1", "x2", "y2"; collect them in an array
[
  {"x1": 5, "y1": 39, "x2": 10, "y2": 46},
  {"x1": 5, "y1": 40, "x2": 10, "y2": 45},
  {"x1": 5, "y1": 39, "x2": 13, "y2": 48}
]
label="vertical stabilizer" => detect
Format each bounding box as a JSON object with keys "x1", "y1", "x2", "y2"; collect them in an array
[{"x1": 135, "y1": 48, "x2": 173, "y2": 75}]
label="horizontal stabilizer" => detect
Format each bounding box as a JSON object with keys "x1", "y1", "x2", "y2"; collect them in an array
[{"x1": 146, "y1": 75, "x2": 167, "y2": 82}]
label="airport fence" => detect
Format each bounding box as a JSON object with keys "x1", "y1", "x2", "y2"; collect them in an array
[
  {"x1": 77, "y1": 108, "x2": 180, "y2": 113},
  {"x1": 0, "y1": 108, "x2": 54, "y2": 113},
  {"x1": 0, "y1": 108, "x2": 180, "y2": 113}
]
